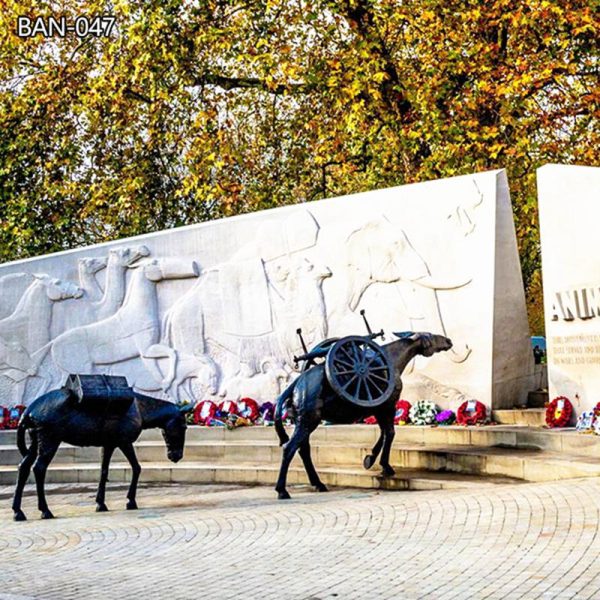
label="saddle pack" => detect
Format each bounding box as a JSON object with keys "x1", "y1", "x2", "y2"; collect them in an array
[{"x1": 65, "y1": 374, "x2": 135, "y2": 416}]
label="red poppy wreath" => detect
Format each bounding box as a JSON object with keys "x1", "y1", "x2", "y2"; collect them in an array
[
  {"x1": 193, "y1": 400, "x2": 217, "y2": 425},
  {"x1": 237, "y1": 398, "x2": 260, "y2": 422},
  {"x1": 394, "y1": 400, "x2": 412, "y2": 425},
  {"x1": 456, "y1": 400, "x2": 486, "y2": 425},
  {"x1": 545, "y1": 396, "x2": 573, "y2": 428},
  {"x1": 5, "y1": 405, "x2": 25, "y2": 430}
]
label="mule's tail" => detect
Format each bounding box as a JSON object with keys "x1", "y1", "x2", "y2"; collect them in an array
[
  {"x1": 16, "y1": 412, "x2": 32, "y2": 457},
  {"x1": 274, "y1": 381, "x2": 296, "y2": 447}
]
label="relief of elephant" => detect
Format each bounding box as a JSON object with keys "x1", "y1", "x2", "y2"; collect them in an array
[{"x1": 345, "y1": 218, "x2": 471, "y2": 364}]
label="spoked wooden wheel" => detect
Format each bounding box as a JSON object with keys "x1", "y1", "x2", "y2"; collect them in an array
[{"x1": 325, "y1": 336, "x2": 394, "y2": 407}]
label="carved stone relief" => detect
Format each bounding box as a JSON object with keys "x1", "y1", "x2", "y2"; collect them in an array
[
  {"x1": 0, "y1": 274, "x2": 82, "y2": 403},
  {"x1": 0, "y1": 211, "x2": 474, "y2": 406},
  {"x1": 0, "y1": 273, "x2": 37, "y2": 320},
  {"x1": 219, "y1": 358, "x2": 290, "y2": 403},
  {"x1": 405, "y1": 374, "x2": 469, "y2": 407},
  {"x1": 345, "y1": 217, "x2": 472, "y2": 367},
  {"x1": 50, "y1": 258, "x2": 199, "y2": 382},
  {"x1": 0, "y1": 172, "x2": 530, "y2": 410},
  {"x1": 161, "y1": 223, "x2": 330, "y2": 386},
  {"x1": 73, "y1": 245, "x2": 150, "y2": 328},
  {"x1": 447, "y1": 179, "x2": 484, "y2": 237}
]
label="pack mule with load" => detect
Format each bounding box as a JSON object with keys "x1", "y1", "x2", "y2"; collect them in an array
[
  {"x1": 274, "y1": 311, "x2": 453, "y2": 499},
  {"x1": 12, "y1": 374, "x2": 191, "y2": 521}
]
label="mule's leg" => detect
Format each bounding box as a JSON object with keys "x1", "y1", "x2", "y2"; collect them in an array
[
  {"x1": 275, "y1": 421, "x2": 310, "y2": 500},
  {"x1": 363, "y1": 427, "x2": 384, "y2": 470},
  {"x1": 120, "y1": 443, "x2": 141, "y2": 510},
  {"x1": 95, "y1": 446, "x2": 115, "y2": 512},
  {"x1": 12, "y1": 430, "x2": 39, "y2": 521},
  {"x1": 32, "y1": 436, "x2": 60, "y2": 519},
  {"x1": 378, "y1": 411, "x2": 396, "y2": 477},
  {"x1": 299, "y1": 434, "x2": 327, "y2": 493}
]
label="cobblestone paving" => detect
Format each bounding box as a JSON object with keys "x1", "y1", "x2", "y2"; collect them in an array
[{"x1": 1, "y1": 478, "x2": 600, "y2": 600}]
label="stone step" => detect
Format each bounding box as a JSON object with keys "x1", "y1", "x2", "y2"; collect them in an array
[
  {"x1": 0, "y1": 423, "x2": 515, "y2": 446},
  {"x1": 3, "y1": 423, "x2": 599, "y2": 454},
  {"x1": 0, "y1": 423, "x2": 567, "y2": 447},
  {"x1": 0, "y1": 460, "x2": 520, "y2": 491},
  {"x1": 492, "y1": 409, "x2": 546, "y2": 427},
  {"x1": 3, "y1": 441, "x2": 600, "y2": 485},
  {"x1": 0, "y1": 439, "x2": 549, "y2": 469}
]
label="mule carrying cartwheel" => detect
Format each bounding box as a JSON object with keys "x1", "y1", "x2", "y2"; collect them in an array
[{"x1": 293, "y1": 310, "x2": 395, "y2": 408}]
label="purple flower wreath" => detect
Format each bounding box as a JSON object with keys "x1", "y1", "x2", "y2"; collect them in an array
[{"x1": 435, "y1": 410, "x2": 456, "y2": 425}]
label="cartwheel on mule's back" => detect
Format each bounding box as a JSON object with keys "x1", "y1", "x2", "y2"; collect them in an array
[{"x1": 273, "y1": 311, "x2": 453, "y2": 499}]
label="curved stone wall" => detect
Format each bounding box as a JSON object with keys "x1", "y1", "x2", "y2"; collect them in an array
[{"x1": 0, "y1": 169, "x2": 533, "y2": 411}]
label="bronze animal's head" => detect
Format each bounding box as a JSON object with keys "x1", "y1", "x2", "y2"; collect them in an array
[
  {"x1": 393, "y1": 332, "x2": 453, "y2": 356},
  {"x1": 162, "y1": 411, "x2": 188, "y2": 463}
]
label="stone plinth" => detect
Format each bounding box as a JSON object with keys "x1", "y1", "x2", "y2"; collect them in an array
[{"x1": 538, "y1": 164, "x2": 600, "y2": 415}]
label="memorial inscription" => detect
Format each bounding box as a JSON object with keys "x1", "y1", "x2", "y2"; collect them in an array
[
  {"x1": 550, "y1": 335, "x2": 600, "y2": 366},
  {"x1": 551, "y1": 287, "x2": 600, "y2": 321}
]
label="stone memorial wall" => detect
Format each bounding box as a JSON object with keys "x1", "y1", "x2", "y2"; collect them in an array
[
  {"x1": 0, "y1": 169, "x2": 533, "y2": 412},
  {"x1": 538, "y1": 164, "x2": 600, "y2": 414}
]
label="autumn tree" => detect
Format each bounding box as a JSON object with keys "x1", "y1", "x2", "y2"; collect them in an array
[{"x1": 0, "y1": 0, "x2": 598, "y2": 331}]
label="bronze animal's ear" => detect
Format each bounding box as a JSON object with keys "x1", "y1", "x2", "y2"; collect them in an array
[
  {"x1": 177, "y1": 403, "x2": 194, "y2": 414},
  {"x1": 393, "y1": 331, "x2": 415, "y2": 340}
]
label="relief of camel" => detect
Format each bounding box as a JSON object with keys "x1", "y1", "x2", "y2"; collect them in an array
[{"x1": 50, "y1": 258, "x2": 199, "y2": 383}]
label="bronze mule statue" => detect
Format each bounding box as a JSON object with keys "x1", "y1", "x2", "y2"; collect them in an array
[
  {"x1": 12, "y1": 380, "x2": 189, "y2": 521},
  {"x1": 274, "y1": 330, "x2": 453, "y2": 499}
]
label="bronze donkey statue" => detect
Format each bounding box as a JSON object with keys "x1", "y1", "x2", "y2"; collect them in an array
[
  {"x1": 12, "y1": 386, "x2": 190, "y2": 521},
  {"x1": 274, "y1": 332, "x2": 453, "y2": 499}
]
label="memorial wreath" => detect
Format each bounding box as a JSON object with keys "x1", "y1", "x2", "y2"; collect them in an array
[
  {"x1": 576, "y1": 410, "x2": 594, "y2": 432},
  {"x1": 394, "y1": 399, "x2": 412, "y2": 425},
  {"x1": 218, "y1": 399, "x2": 239, "y2": 417},
  {"x1": 0, "y1": 405, "x2": 25, "y2": 430},
  {"x1": 9, "y1": 405, "x2": 26, "y2": 429},
  {"x1": 237, "y1": 397, "x2": 260, "y2": 422},
  {"x1": 545, "y1": 396, "x2": 573, "y2": 428},
  {"x1": 193, "y1": 400, "x2": 218, "y2": 425},
  {"x1": 435, "y1": 409, "x2": 456, "y2": 425},
  {"x1": 259, "y1": 402, "x2": 275, "y2": 424},
  {"x1": 456, "y1": 400, "x2": 486, "y2": 425},
  {"x1": 409, "y1": 400, "x2": 438, "y2": 425}
]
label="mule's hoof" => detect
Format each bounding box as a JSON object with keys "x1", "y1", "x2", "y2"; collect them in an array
[
  {"x1": 381, "y1": 466, "x2": 395, "y2": 477},
  {"x1": 277, "y1": 491, "x2": 291, "y2": 500},
  {"x1": 315, "y1": 484, "x2": 328, "y2": 493},
  {"x1": 363, "y1": 454, "x2": 375, "y2": 470},
  {"x1": 41, "y1": 510, "x2": 54, "y2": 520},
  {"x1": 13, "y1": 510, "x2": 27, "y2": 522},
  {"x1": 96, "y1": 503, "x2": 109, "y2": 513},
  {"x1": 126, "y1": 500, "x2": 138, "y2": 510}
]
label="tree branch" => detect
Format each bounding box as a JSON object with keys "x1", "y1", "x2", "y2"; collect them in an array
[
  {"x1": 342, "y1": 0, "x2": 413, "y2": 120},
  {"x1": 123, "y1": 88, "x2": 153, "y2": 104},
  {"x1": 192, "y1": 73, "x2": 315, "y2": 94}
]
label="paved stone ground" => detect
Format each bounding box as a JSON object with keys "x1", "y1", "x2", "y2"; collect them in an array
[{"x1": 1, "y1": 479, "x2": 600, "y2": 599}]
